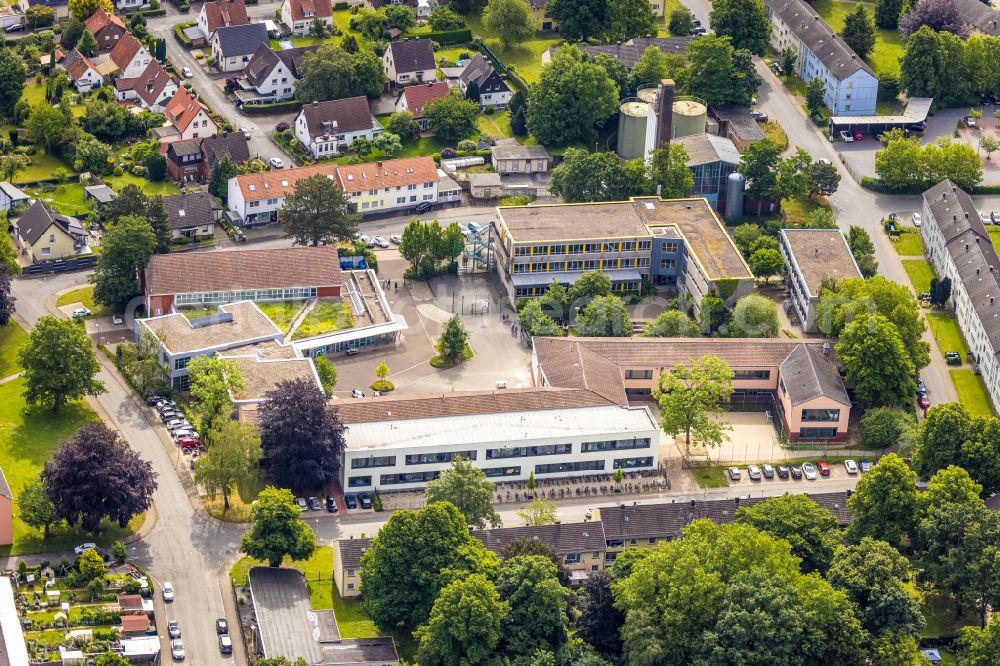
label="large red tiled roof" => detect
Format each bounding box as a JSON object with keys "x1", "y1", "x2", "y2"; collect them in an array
[
  {"x1": 287, "y1": 0, "x2": 332, "y2": 22},
  {"x1": 401, "y1": 81, "x2": 450, "y2": 119},
  {"x1": 202, "y1": 0, "x2": 249, "y2": 33},
  {"x1": 109, "y1": 32, "x2": 144, "y2": 70},
  {"x1": 164, "y1": 88, "x2": 208, "y2": 132},
  {"x1": 335, "y1": 156, "x2": 437, "y2": 193}
]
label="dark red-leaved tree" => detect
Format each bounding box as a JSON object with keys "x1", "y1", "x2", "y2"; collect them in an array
[
  {"x1": 258, "y1": 378, "x2": 346, "y2": 494},
  {"x1": 41, "y1": 423, "x2": 157, "y2": 532},
  {"x1": 899, "y1": 0, "x2": 969, "y2": 38}
]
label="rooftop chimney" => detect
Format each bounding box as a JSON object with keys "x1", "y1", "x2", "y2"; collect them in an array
[{"x1": 655, "y1": 79, "x2": 675, "y2": 148}]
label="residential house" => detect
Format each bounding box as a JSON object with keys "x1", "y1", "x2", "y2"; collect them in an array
[
  {"x1": 335, "y1": 156, "x2": 439, "y2": 215},
  {"x1": 779, "y1": 228, "x2": 862, "y2": 332},
  {"x1": 920, "y1": 180, "x2": 1000, "y2": 413},
  {"x1": 0, "y1": 467, "x2": 10, "y2": 547},
  {"x1": 458, "y1": 54, "x2": 511, "y2": 109},
  {"x1": 197, "y1": 0, "x2": 248, "y2": 41},
  {"x1": 83, "y1": 6, "x2": 125, "y2": 52},
  {"x1": 382, "y1": 39, "x2": 436, "y2": 87},
  {"x1": 397, "y1": 81, "x2": 450, "y2": 131},
  {"x1": 228, "y1": 163, "x2": 338, "y2": 225},
  {"x1": 708, "y1": 104, "x2": 767, "y2": 152},
  {"x1": 164, "y1": 88, "x2": 217, "y2": 140},
  {"x1": 114, "y1": 0, "x2": 149, "y2": 12},
  {"x1": 62, "y1": 49, "x2": 103, "y2": 93},
  {"x1": 673, "y1": 133, "x2": 741, "y2": 213},
  {"x1": 108, "y1": 32, "x2": 152, "y2": 79},
  {"x1": 280, "y1": 0, "x2": 333, "y2": 36},
  {"x1": 13, "y1": 201, "x2": 90, "y2": 263},
  {"x1": 165, "y1": 139, "x2": 205, "y2": 182},
  {"x1": 0, "y1": 182, "x2": 28, "y2": 212},
  {"x1": 211, "y1": 23, "x2": 269, "y2": 73},
  {"x1": 119, "y1": 615, "x2": 151, "y2": 638},
  {"x1": 114, "y1": 60, "x2": 178, "y2": 112},
  {"x1": 202, "y1": 132, "x2": 251, "y2": 174},
  {"x1": 493, "y1": 197, "x2": 754, "y2": 309},
  {"x1": 528, "y1": 0, "x2": 556, "y2": 31},
  {"x1": 294, "y1": 97, "x2": 382, "y2": 158},
  {"x1": 764, "y1": 0, "x2": 878, "y2": 116},
  {"x1": 237, "y1": 43, "x2": 317, "y2": 105},
  {"x1": 491, "y1": 144, "x2": 550, "y2": 174},
  {"x1": 163, "y1": 191, "x2": 221, "y2": 240},
  {"x1": 17, "y1": 0, "x2": 68, "y2": 20},
  {"x1": 533, "y1": 337, "x2": 852, "y2": 442},
  {"x1": 952, "y1": 0, "x2": 1000, "y2": 36}
]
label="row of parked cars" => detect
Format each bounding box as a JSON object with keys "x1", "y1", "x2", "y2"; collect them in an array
[
  {"x1": 146, "y1": 396, "x2": 202, "y2": 452},
  {"x1": 728, "y1": 458, "x2": 877, "y2": 482},
  {"x1": 166, "y1": 607, "x2": 232, "y2": 661}
]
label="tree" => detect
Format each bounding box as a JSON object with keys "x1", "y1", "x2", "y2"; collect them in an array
[
  {"x1": 648, "y1": 143, "x2": 694, "y2": 199},
  {"x1": 425, "y1": 456, "x2": 501, "y2": 529},
  {"x1": 424, "y1": 90, "x2": 479, "y2": 142},
  {"x1": 383, "y1": 4, "x2": 414, "y2": 29},
  {"x1": 860, "y1": 407, "x2": 916, "y2": 450},
  {"x1": 567, "y1": 270, "x2": 612, "y2": 303},
  {"x1": 435, "y1": 315, "x2": 469, "y2": 364},
  {"x1": 78, "y1": 548, "x2": 106, "y2": 579},
  {"x1": 549, "y1": 149, "x2": 649, "y2": 203},
  {"x1": 144, "y1": 153, "x2": 166, "y2": 182},
  {"x1": 923, "y1": 137, "x2": 983, "y2": 191},
  {"x1": 642, "y1": 310, "x2": 699, "y2": 337},
  {"x1": 483, "y1": 0, "x2": 533, "y2": 50},
  {"x1": 735, "y1": 494, "x2": 841, "y2": 573},
  {"x1": 0, "y1": 49, "x2": 26, "y2": 118},
  {"x1": 728, "y1": 293, "x2": 779, "y2": 337},
  {"x1": 957, "y1": 618, "x2": 1000, "y2": 666},
  {"x1": 496, "y1": 556, "x2": 568, "y2": 657},
  {"x1": 519, "y1": 299, "x2": 563, "y2": 337},
  {"x1": 604, "y1": 0, "x2": 656, "y2": 43},
  {"x1": 544, "y1": 0, "x2": 606, "y2": 40},
  {"x1": 807, "y1": 160, "x2": 841, "y2": 197},
  {"x1": 295, "y1": 44, "x2": 360, "y2": 103},
  {"x1": 981, "y1": 135, "x2": 1000, "y2": 161},
  {"x1": 61, "y1": 16, "x2": 84, "y2": 49},
  {"x1": 805, "y1": 77, "x2": 826, "y2": 115},
  {"x1": 875, "y1": 0, "x2": 904, "y2": 28},
  {"x1": 899, "y1": 0, "x2": 969, "y2": 38},
  {"x1": 709, "y1": 0, "x2": 770, "y2": 54},
  {"x1": 574, "y1": 295, "x2": 632, "y2": 337},
  {"x1": 209, "y1": 156, "x2": 238, "y2": 202},
  {"x1": 19, "y1": 317, "x2": 105, "y2": 412},
  {"x1": 360, "y1": 502, "x2": 501, "y2": 631},
  {"x1": 827, "y1": 537, "x2": 924, "y2": 637},
  {"x1": 775, "y1": 147, "x2": 813, "y2": 200},
  {"x1": 351, "y1": 8, "x2": 386, "y2": 39},
  {"x1": 351, "y1": 48, "x2": 387, "y2": 98},
  {"x1": 781, "y1": 48, "x2": 797, "y2": 77},
  {"x1": 516, "y1": 498, "x2": 557, "y2": 526},
  {"x1": 386, "y1": 110, "x2": 420, "y2": 139},
  {"x1": 0, "y1": 267, "x2": 15, "y2": 327},
  {"x1": 740, "y1": 138, "x2": 781, "y2": 205},
  {"x1": 312, "y1": 357, "x2": 337, "y2": 398},
  {"x1": 90, "y1": 214, "x2": 155, "y2": 311},
  {"x1": 42, "y1": 423, "x2": 156, "y2": 532},
  {"x1": 18, "y1": 477, "x2": 57, "y2": 538},
  {"x1": 429, "y1": 6, "x2": 465, "y2": 30},
  {"x1": 748, "y1": 248, "x2": 784, "y2": 284},
  {"x1": 868, "y1": 631, "x2": 926, "y2": 666},
  {"x1": 94, "y1": 653, "x2": 132, "y2": 666},
  {"x1": 841, "y1": 5, "x2": 876, "y2": 59},
  {"x1": 68, "y1": 0, "x2": 112, "y2": 20},
  {"x1": 684, "y1": 36, "x2": 760, "y2": 107},
  {"x1": 415, "y1": 574, "x2": 508, "y2": 666},
  {"x1": 900, "y1": 27, "x2": 971, "y2": 109},
  {"x1": 27, "y1": 103, "x2": 70, "y2": 155},
  {"x1": 577, "y1": 571, "x2": 624, "y2": 655},
  {"x1": 239, "y1": 486, "x2": 316, "y2": 567},
  {"x1": 195, "y1": 420, "x2": 262, "y2": 511},
  {"x1": 501, "y1": 538, "x2": 569, "y2": 585},
  {"x1": 372, "y1": 131, "x2": 402, "y2": 157},
  {"x1": 281, "y1": 174, "x2": 359, "y2": 246},
  {"x1": 837, "y1": 313, "x2": 916, "y2": 407},
  {"x1": 527, "y1": 46, "x2": 619, "y2": 146},
  {"x1": 186, "y1": 356, "x2": 244, "y2": 437},
  {"x1": 99, "y1": 185, "x2": 170, "y2": 252},
  {"x1": 912, "y1": 403, "x2": 1000, "y2": 496},
  {"x1": 669, "y1": 7, "x2": 694, "y2": 34},
  {"x1": 628, "y1": 46, "x2": 675, "y2": 90},
  {"x1": 258, "y1": 378, "x2": 345, "y2": 493},
  {"x1": 653, "y1": 355, "x2": 734, "y2": 454},
  {"x1": 77, "y1": 28, "x2": 98, "y2": 57},
  {"x1": 847, "y1": 453, "x2": 918, "y2": 544}
]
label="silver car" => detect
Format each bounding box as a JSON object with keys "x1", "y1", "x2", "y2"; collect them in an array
[
  {"x1": 171, "y1": 639, "x2": 184, "y2": 661},
  {"x1": 802, "y1": 462, "x2": 818, "y2": 480},
  {"x1": 844, "y1": 459, "x2": 859, "y2": 474}
]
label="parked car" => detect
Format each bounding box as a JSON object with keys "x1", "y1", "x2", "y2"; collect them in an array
[
  {"x1": 181, "y1": 66, "x2": 194, "y2": 78},
  {"x1": 294, "y1": 497, "x2": 308, "y2": 511},
  {"x1": 359, "y1": 493, "x2": 373, "y2": 509},
  {"x1": 945, "y1": 351, "x2": 962, "y2": 365},
  {"x1": 839, "y1": 130, "x2": 854, "y2": 142},
  {"x1": 240, "y1": 127, "x2": 251, "y2": 140},
  {"x1": 219, "y1": 635, "x2": 233, "y2": 655},
  {"x1": 269, "y1": 157, "x2": 284, "y2": 169},
  {"x1": 775, "y1": 464, "x2": 790, "y2": 479},
  {"x1": 747, "y1": 465, "x2": 762, "y2": 480},
  {"x1": 112, "y1": 314, "x2": 124, "y2": 325},
  {"x1": 344, "y1": 495, "x2": 358, "y2": 509},
  {"x1": 170, "y1": 639, "x2": 184, "y2": 661},
  {"x1": 168, "y1": 620, "x2": 181, "y2": 639},
  {"x1": 844, "y1": 459, "x2": 859, "y2": 474},
  {"x1": 690, "y1": 26, "x2": 707, "y2": 34},
  {"x1": 802, "y1": 463, "x2": 818, "y2": 480},
  {"x1": 912, "y1": 212, "x2": 922, "y2": 227},
  {"x1": 817, "y1": 158, "x2": 832, "y2": 165},
  {"x1": 146, "y1": 395, "x2": 166, "y2": 405},
  {"x1": 852, "y1": 130, "x2": 864, "y2": 141},
  {"x1": 817, "y1": 460, "x2": 830, "y2": 476},
  {"x1": 371, "y1": 236, "x2": 389, "y2": 248},
  {"x1": 991, "y1": 211, "x2": 1000, "y2": 223},
  {"x1": 358, "y1": 235, "x2": 372, "y2": 245},
  {"x1": 163, "y1": 581, "x2": 175, "y2": 602},
  {"x1": 172, "y1": 429, "x2": 197, "y2": 441},
  {"x1": 415, "y1": 201, "x2": 433, "y2": 214},
  {"x1": 390, "y1": 234, "x2": 402, "y2": 244},
  {"x1": 980, "y1": 212, "x2": 992, "y2": 225},
  {"x1": 215, "y1": 618, "x2": 229, "y2": 635},
  {"x1": 160, "y1": 410, "x2": 182, "y2": 423},
  {"x1": 71, "y1": 307, "x2": 92, "y2": 318},
  {"x1": 4, "y1": 23, "x2": 25, "y2": 32},
  {"x1": 308, "y1": 497, "x2": 322, "y2": 511},
  {"x1": 467, "y1": 221, "x2": 483, "y2": 235},
  {"x1": 761, "y1": 463, "x2": 775, "y2": 479},
  {"x1": 770, "y1": 62, "x2": 783, "y2": 75},
  {"x1": 351, "y1": 389, "x2": 364, "y2": 398},
  {"x1": 325, "y1": 496, "x2": 338, "y2": 512},
  {"x1": 859, "y1": 459, "x2": 872, "y2": 473},
  {"x1": 789, "y1": 464, "x2": 803, "y2": 479},
  {"x1": 964, "y1": 115, "x2": 977, "y2": 128},
  {"x1": 166, "y1": 421, "x2": 193, "y2": 433},
  {"x1": 918, "y1": 393, "x2": 931, "y2": 409},
  {"x1": 917, "y1": 379, "x2": 927, "y2": 394},
  {"x1": 727, "y1": 467, "x2": 742, "y2": 481},
  {"x1": 74, "y1": 542, "x2": 98, "y2": 555},
  {"x1": 179, "y1": 437, "x2": 201, "y2": 450},
  {"x1": 750, "y1": 111, "x2": 768, "y2": 123}
]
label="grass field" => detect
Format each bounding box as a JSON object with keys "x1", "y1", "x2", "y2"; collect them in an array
[
  {"x1": 902, "y1": 259, "x2": 935, "y2": 295},
  {"x1": 465, "y1": 15, "x2": 563, "y2": 84},
  {"x1": 921, "y1": 593, "x2": 981, "y2": 639},
  {"x1": 781, "y1": 196, "x2": 828, "y2": 225},
  {"x1": 105, "y1": 173, "x2": 181, "y2": 198},
  {"x1": 926, "y1": 313, "x2": 968, "y2": 359},
  {"x1": 990, "y1": 228, "x2": 1000, "y2": 254},
  {"x1": 292, "y1": 300, "x2": 354, "y2": 340},
  {"x1": 55, "y1": 285, "x2": 114, "y2": 318},
  {"x1": 950, "y1": 370, "x2": 996, "y2": 417},
  {"x1": 891, "y1": 227, "x2": 924, "y2": 256},
  {"x1": 23, "y1": 182, "x2": 91, "y2": 217},
  {"x1": 256, "y1": 300, "x2": 307, "y2": 333},
  {"x1": 476, "y1": 110, "x2": 537, "y2": 144},
  {"x1": 13, "y1": 152, "x2": 74, "y2": 185},
  {"x1": 0, "y1": 321, "x2": 28, "y2": 379},
  {"x1": 810, "y1": 0, "x2": 904, "y2": 75},
  {"x1": 691, "y1": 466, "x2": 728, "y2": 488}
]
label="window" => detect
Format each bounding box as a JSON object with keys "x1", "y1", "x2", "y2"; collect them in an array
[
  {"x1": 174, "y1": 357, "x2": 190, "y2": 370},
  {"x1": 801, "y1": 409, "x2": 840, "y2": 422},
  {"x1": 348, "y1": 475, "x2": 371, "y2": 487},
  {"x1": 659, "y1": 258, "x2": 676, "y2": 270},
  {"x1": 347, "y1": 569, "x2": 355, "y2": 576},
  {"x1": 629, "y1": 538, "x2": 638, "y2": 546},
  {"x1": 582, "y1": 438, "x2": 651, "y2": 453},
  {"x1": 405, "y1": 451, "x2": 477, "y2": 465},
  {"x1": 564, "y1": 553, "x2": 581, "y2": 564},
  {"x1": 648, "y1": 538, "x2": 657, "y2": 545},
  {"x1": 486, "y1": 444, "x2": 572, "y2": 458},
  {"x1": 351, "y1": 456, "x2": 396, "y2": 468},
  {"x1": 624, "y1": 369, "x2": 653, "y2": 380},
  {"x1": 535, "y1": 460, "x2": 605, "y2": 474},
  {"x1": 407, "y1": 184, "x2": 417, "y2": 191},
  {"x1": 733, "y1": 369, "x2": 771, "y2": 380},
  {"x1": 664, "y1": 241, "x2": 679, "y2": 253},
  {"x1": 607, "y1": 539, "x2": 624, "y2": 548},
  {"x1": 484, "y1": 466, "x2": 520, "y2": 477},
  {"x1": 49, "y1": 234, "x2": 55, "y2": 243},
  {"x1": 585, "y1": 243, "x2": 601, "y2": 253},
  {"x1": 799, "y1": 427, "x2": 838, "y2": 439},
  {"x1": 613, "y1": 456, "x2": 654, "y2": 470},
  {"x1": 567, "y1": 244, "x2": 583, "y2": 254},
  {"x1": 347, "y1": 583, "x2": 355, "y2": 590},
  {"x1": 380, "y1": 471, "x2": 441, "y2": 485}
]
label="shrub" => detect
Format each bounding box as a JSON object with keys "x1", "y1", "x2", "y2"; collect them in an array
[
  {"x1": 275, "y1": 121, "x2": 291, "y2": 132},
  {"x1": 113, "y1": 166, "x2": 124, "y2": 176}
]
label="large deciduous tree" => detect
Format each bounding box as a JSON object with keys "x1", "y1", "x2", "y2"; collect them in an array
[
  {"x1": 836, "y1": 312, "x2": 916, "y2": 407},
  {"x1": 527, "y1": 46, "x2": 619, "y2": 146},
  {"x1": 709, "y1": 0, "x2": 770, "y2": 54},
  {"x1": 424, "y1": 90, "x2": 479, "y2": 143},
  {"x1": 900, "y1": 27, "x2": 971, "y2": 109},
  {"x1": 239, "y1": 486, "x2": 316, "y2": 567},
  {"x1": 424, "y1": 456, "x2": 501, "y2": 529},
  {"x1": 899, "y1": 0, "x2": 969, "y2": 38},
  {"x1": 516, "y1": 498, "x2": 557, "y2": 526},
  {"x1": 67, "y1": 0, "x2": 112, "y2": 20},
  {"x1": 860, "y1": 407, "x2": 916, "y2": 450},
  {"x1": 0, "y1": 48, "x2": 27, "y2": 118},
  {"x1": 360, "y1": 502, "x2": 501, "y2": 631},
  {"x1": 808, "y1": 160, "x2": 841, "y2": 196},
  {"x1": 496, "y1": 556, "x2": 568, "y2": 657},
  {"x1": 19, "y1": 316, "x2": 105, "y2": 412},
  {"x1": 739, "y1": 138, "x2": 781, "y2": 204},
  {"x1": 186, "y1": 356, "x2": 245, "y2": 437},
  {"x1": 728, "y1": 293, "x2": 779, "y2": 337},
  {"x1": 42, "y1": 423, "x2": 156, "y2": 532},
  {"x1": 841, "y1": 5, "x2": 876, "y2": 58},
  {"x1": 576, "y1": 570, "x2": 624, "y2": 656},
  {"x1": 435, "y1": 315, "x2": 470, "y2": 365},
  {"x1": 90, "y1": 214, "x2": 156, "y2": 311},
  {"x1": 603, "y1": 0, "x2": 657, "y2": 43},
  {"x1": 957, "y1": 618, "x2": 1000, "y2": 666},
  {"x1": 875, "y1": 0, "x2": 905, "y2": 27},
  {"x1": 653, "y1": 355, "x2": 734, "y2": 454},
  {"x1": 568, "y1": 270, "x2": 612, "y2": 303},
  {"x1": 544, "y1": 0, "x2": 606, "y2": 40},
  {"x1": 27, "y1": 103, "x2": 70, "y2": 155},
  {"x1": 482, "y1": 0, "x2": 534, "y2": 50},
  {"x1": 415, "y1": 574, "x2": 508, "y2": 666},
  {"x1": 847, "y1": 453, "x2": 918, "y2": 545},
  {"x1": 684, "y1": 35, "x2": 760, "y2": 107},
  {"x1": 258, "y1": 378, "x2": 345, "y2": 493},
  {"x1": 18, "y1": 477, "x2": 58, "y2": 538},
  {"x1": 735, "y1": 494, "x2": 841, "y2": 573},
  {"x1": 195, "y1": 420, "x2": 262, "y2": 511},
  {"x1": 913, "y1": 403, "x2": 1000, "y2": 496},
  {"x1": 280, "y1": 174, "x2": 358, "y2": 246},
  {"x1": 549, "y1": 149, "x2": 649, "y2": 203},
  {"x1": 642, "y1": 310, "x2": 699, "y2": 337},
  {"x1": 100, "y1": 185, "x2": 170, "y2": 252},
  {"x1": 574, "y1": 295, "x2": 633, "y2": 337},
  {"x1": 649, "y1": 143, "x2": 694, "y2": 199}
]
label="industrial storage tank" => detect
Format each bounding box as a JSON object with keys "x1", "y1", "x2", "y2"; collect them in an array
[
  {"x1": 725, "y1": 172, "x2": 746, "y2": 221},
  {"x1": 672, "y1": 97, "x2": 708, "y2": 139},
  {"x1": 637, "y1": 87, "x2": 659, "y2": 105},
  {"x1": 616, "y1": 100, "x2": 651, "y2": 160}
]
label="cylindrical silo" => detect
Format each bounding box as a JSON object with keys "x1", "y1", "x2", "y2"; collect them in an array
[
  {"x1": 725, "y1": 172, "x2": 746, "y2": 221},
  {"x1": 616, "y1": 100, "x2": 650, "y2": 160},
  {"x1": 636, "y1": 87, "x2": 659, "y2": 105},
  {"x1": 672, "y1": 98, "x2": 708, "y2": 139}
]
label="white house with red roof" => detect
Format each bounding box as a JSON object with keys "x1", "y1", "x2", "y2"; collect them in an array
[
  {"x1": 115, "y1": 60, "x2": 179, "y2": 112},
  {"x1": 108, "y1": 32, "x2": 152, "y2": 79},
  {"x1": 164, "y1": 88, "x2": 217, "y2": 140},
  {"x1": 396, "y1": 81, "x2": 451, "y2": 131},
  {"x1": 280, "y1": 0, "x2": 333, "y2": 36},
  {"x1": 197, "y1": 0, "x2": 248, "y2": 40},
  {"x1": 83, "y1": 6, "x2": 126, "y2": 52},
  {"x1": 62, "y1": 49, "x2": 103, "y2": 92}
]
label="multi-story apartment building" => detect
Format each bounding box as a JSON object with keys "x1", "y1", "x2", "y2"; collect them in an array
[
  {"x1": 779, "y1": 228, "x2": 862, "y2": 332},
  {"x1": 920, "y1": 180, "x2": 1000, "y2": 413},
  {"x1": 764, "y1": 0, "x2": 878, "y2": 116},
  {"x1": 493, "y1": 197, "x2": 755, "y2": 313}
]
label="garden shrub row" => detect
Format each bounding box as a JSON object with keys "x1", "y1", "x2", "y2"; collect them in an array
[
  {"x1": 173, "y1": 22, "x2": 195, "y2": 47},
  {"x1": 861, "y1": 177, "x2": 1000, "y2": 196},
  {"x1": 242, "y1": 100, "x2": 302, "y2": 115}
]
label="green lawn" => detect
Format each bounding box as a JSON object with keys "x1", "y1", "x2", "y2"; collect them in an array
[
  {"x1": 23, "y1": 182, "x2": 91, "y2": 217},
  {"x1": 810, "y1": 0, "x2": 904, "y2": 75},
  {"x1": 256, "y1": 300, "x2": 307, "y2": 333},
  {"x1": 476, "y1": 110, "x2": 537, "y2": 145},
  {"x1": 781, "y1": 196, "x2": 829, "y2": 225},
  {"x1": 465, "y1": 15, "x2": 563, "y2": 84},
  {"x1": 926, "y1": 313, "x2": 968, "y2": 359},
  {"x1": 104, "y1": 173, "x2": 181, "y2": 197},
  {"x1": 292, "y1": 300, "x2": 354, "y2": 340},
  {"x1": 13, "y1": 152, "x2": 74, "y2": 185},
  {"x1": 891, "y1": 227, "x2": 924, "y2": 256},
  {"x1": 55, "y1": 285, "x2": 114, "y2": 318},
  {"x1": 902, "y1": 259, "x2": 935, "y2": 295},
  {"x1": 989, "y1": 228, "x2": 1000, "y2": 254},
  {"x1": 0, "y1": 321, "x2": 28, "y2": 379},
  {"x1": 691, "y1": 466, "x2": 728, "y2": 488},
  {"x1": 921, "y1": 593, "x2": 981, "y2": 638},
  {"x1": 950, "y1": 370, "x2": 996, "y2": 417}
]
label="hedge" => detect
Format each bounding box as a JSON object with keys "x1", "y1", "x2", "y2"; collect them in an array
[
  {"x1": 422, "y1": 28, "x2": 473, "y2": 45},
  {"x1": 135, "y1": 8, "x2": 166, "y2": 16},
  {"x1": 334, "y1": 1, "x2": 350, "y2": 7},
  {"x1": 860, "y1": 177, "x2": 1000, "y2": 196},
  {"x1": 242, "y1": 100, "x2": 303, "y2": 114},
  {"x1": 173, "y1": 22, "x2": 195, "y2": 47}
]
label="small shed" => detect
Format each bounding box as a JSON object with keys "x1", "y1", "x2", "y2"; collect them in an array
[
  {"x1": 84, "y1": 184, "x2": 117, "y2": 204},
  {"x1": 491, "y1": 144, "x2": 551, "y2": 174},
  {"x1": 468, "y1": 172, "x2": 502, "y2": 200},
  {"x1": 120, "y1": 614, "x2": 151, "y2": 636},
  {"x1": 920, "y1": 649, "x2": 942, "y2": 665}
]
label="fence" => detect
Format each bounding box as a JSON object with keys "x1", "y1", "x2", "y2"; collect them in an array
[{"x1": 24, "y1": 256, "x2": 96, "y2": 275}]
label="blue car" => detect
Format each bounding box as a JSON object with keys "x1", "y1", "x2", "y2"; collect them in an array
[
  {"x1": 344, "y1": 495, "x2": 357, "y2": 510},
  {"x1": 859, "y1": 459, "x2": 872, "y2": 473}
]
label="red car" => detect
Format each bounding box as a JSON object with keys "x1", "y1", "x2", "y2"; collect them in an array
[
  {"x1": 852, "y1": 130, "x2": 864, "y2": 141},
  {"x1": 817, "y1": 460, "x2": 831, "y2": 476},
  {"x1": 918, "y1": 394, "x2": 931, "y2": 409},
  {"x1": 178, "y1": 437, "x2": 201, "y2": 450}
]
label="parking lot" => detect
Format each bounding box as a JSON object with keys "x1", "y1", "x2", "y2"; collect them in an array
[{"x1": 724, "y1": 458, "x2": 871, "y2": 487}]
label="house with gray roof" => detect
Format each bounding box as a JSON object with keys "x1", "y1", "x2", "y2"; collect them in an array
[
  {"x1": 764, "y1": 0, "x2": 878, "y2": 115},
  {"x1": 779, "y1": 228, "x2": 863, "y2": 332},
  {"x1": 382, "y1": 39, "x2": 436, "y2": 86},
  {"x1": 163, "y1": 191, "x2": 221, "y2": 240},
  {"x1": 952, "y1": 0, "x2": 1000, "y2": 36},
  {"x1": 920, "y1": 180, "x2": 1000, "y2": 413},
  {"x1": 0, "y1": 182, "x2": 28, "y2": 212},
  {"x1": 294, "y1": 97, "x2": 382, "y2": 158},
  {"x1": 13, "y1": 201, "x2": 90, "y2": 264},
  {"x1": 491, "y1": 143, "x2": 551, "y2": 174},
  {"x1": 543, "y1": 36, "x2": 694, "y2": 69},
  {"x1": 210, "y1": 23, "x2": 269, "y2": 72},
  {"x1": 458, "y1": 54, "x2": 511, "y2": 109},
  {"x1": 238, "y1": 43, "x2": 318, "y2": 104}
]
